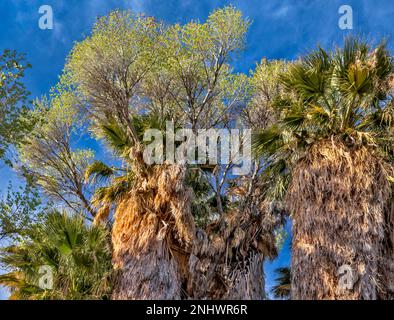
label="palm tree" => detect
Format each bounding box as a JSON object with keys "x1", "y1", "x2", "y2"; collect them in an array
[
  {"x1": 0, "y1": 211, "x2": 113, "y2": 300},
  {"x1": 66, "y1": 8, "x2": 284, "y2": 300},
  {"x1": 253, "y1": 38, "x2": 394, "y2": 299},
  {"x1": 82, "y1": 112, "x2": 195, "y2": 300},
  {"x1": 271, "y1": 267, "x2": 291, "y2": 299},
  {"x1": 86, "y1": 115, "x2": 283, "y2": 300}
]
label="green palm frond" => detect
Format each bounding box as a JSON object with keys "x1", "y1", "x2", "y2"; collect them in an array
[
  {"x1": 335, "y1": 37, "x2": 368, "y2": 74},
  {"x1": 252, "y1": 125, "x2": 283, "y2": 159},
  {"x1": 93, "y1": 119, "x2": 132, "y2": 157},
  {"x1": 0, "y1": 211, "x2": 113, "y2": 300},
  {"x1": 261, "y1": 160, "x2": 291, "y2": 201},
  {"x1": 132, "y1": 112, "x2": 169, "y2": 142},
  {"x1": 0, "y1": 272, "x2": 25, "y2": 288},
  {"x1": 84, "y1": 161, "x2": 115, "y2": 184},
  {"x1": 186, "y1": 168, "x2": 212, "y2": 198},
  {"x1": 336, "y1": 62, "x2": 372, "y2": 98},
  {"x1": 373, "y1": 41, "x2": 392, "y2": 80},
  {"x1": 361, "y1": 101, "x2": 394, "y2": 131},
  {"x1": 271, "y1": 267, "x2": 291, "y2": 299},
  {"x1": 282, "y1": 111, "x2": 307, "y2": 130},
  {"x1": 281, "y1": 48, "x2": 331, "y2": 101},
  {"x1": 91, "y1": 174, "x2": 133, "y2": 207}
]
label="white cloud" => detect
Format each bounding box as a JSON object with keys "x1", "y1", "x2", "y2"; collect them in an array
[{"x1": 273, "y1": 5, "x2": 290, "y2": 18}]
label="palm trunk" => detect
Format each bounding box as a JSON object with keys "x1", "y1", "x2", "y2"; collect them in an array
[
  {"x1": 288, "y1": 140, "x2": 392, "y2": 300},
  {"x1": 379, "y1": 196, "x2": 394, "y2": 299},
  {"x1": 111, "y1": 151, "x2": 281, "y2": 300},
  {"x1": 222, "y1": 253, "x2": 266, "y2": 300},
  {"x1": 111, "y1": 163, "x2": 195, "y2": 300},
  {"x1": 187, "y1": 199, "x2": 282, "y2": 300}
]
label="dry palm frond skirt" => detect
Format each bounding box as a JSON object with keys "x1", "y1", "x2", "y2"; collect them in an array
[
  {"x1": 288, "y1": 139, "x2": 393, "y2": 300},
  {"x1": 110, "y1": 161, "x2": 283, "y2": 300},
  {"x1": 111, "y1": 164, "x2": 195, "y2": 300},
  {"x1": 187, "y1": 199, "x2": 282, "y2": 300}
]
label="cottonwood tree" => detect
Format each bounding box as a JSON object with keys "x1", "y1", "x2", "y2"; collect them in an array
[
  {"x1": 0, "y1": 50, "x2": 45, "y2": 244},
  {"x1": 57, "y1": 7, "x2": 284, "y2": 299},
  {"x1": 19, "y1": 87, "x2": 96, "y2": 220},
  {"x1": 0, "y1": 183, "x2": 44, "y2": 242},
  {"x1": 0, "y1": 49, "x2": 31, "y2": 162}
]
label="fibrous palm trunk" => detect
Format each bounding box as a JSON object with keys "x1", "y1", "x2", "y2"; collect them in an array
[
  {"x1": 288, "y1": 139, "x2": 393, "y2": 300},
  {"x1": 379, "y1": 197, "x2": 394, "y2": 299},
  {"x1": 187, "y1": 182, "x2": 284, "y2": 300},
  {"x1": 111, "y1": 163, "x2": 195, "y2": 300},
  {"x1": 110, "y1": 157, "x2": 282, "y2": 299}
]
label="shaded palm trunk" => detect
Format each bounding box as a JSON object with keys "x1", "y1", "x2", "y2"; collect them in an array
[
  {"x1": 111, "y1": 156, "x2": 281, "y2": 299},
  {"x1": 288, "y1": 140, "x2": 392, "y2": 299},
  {"x1": 187, "y1": 197, "x2": 283, "y2": 300}
]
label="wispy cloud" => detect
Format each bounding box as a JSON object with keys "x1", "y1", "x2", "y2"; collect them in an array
[{"x1": 272, "y1": 4, "x2": 291, "y2": 18}]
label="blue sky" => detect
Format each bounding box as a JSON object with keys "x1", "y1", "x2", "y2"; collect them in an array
[{"x1": 1, "y1": 0, "x2": 393, "y2": 300}]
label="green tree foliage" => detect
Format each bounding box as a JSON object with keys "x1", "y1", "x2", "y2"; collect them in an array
[
  {"x1": 0, "y1": 183, "x2": 44, "y2": 242},
  {"x1": 65, "y1": 7, "x2": 249, "y2": 135},
  {"x1": 0, "y1": 211, "x2": 113, "y2": 300},
  {"x1": 0, "y1": 49, "x2": 31, "y2": 161},
  {"x1": 63, "y1": 7, "x2": 251, "y2": 222},
  {"x1": 18, "y1": 89, "x2": 96, "y2": 219}
]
